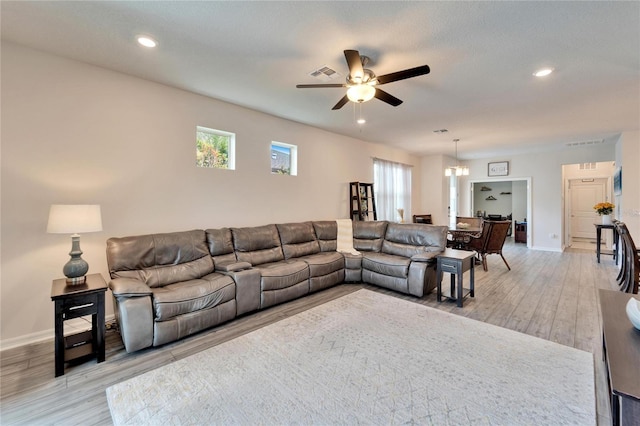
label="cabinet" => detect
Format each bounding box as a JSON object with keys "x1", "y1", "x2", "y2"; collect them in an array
[
  {"x1": 349, "y1": 182, "x2": 377, "y2": 221},
  {"x1": 515, "y1": 221, "x2": 527, "y2": 243},
  {"x1": 51, "y1": 273, "x2": 107, "y2": 377}
]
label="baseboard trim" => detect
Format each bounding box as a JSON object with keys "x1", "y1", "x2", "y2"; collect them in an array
[
  {"x1": 531, "y1": 246, "x2": 563, "y2": 253},
  {"x1": 0, "y1": 314, "x2": 116, "y2": 352}
]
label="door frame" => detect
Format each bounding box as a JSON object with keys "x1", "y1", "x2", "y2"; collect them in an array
[
  {"x1": 468, "y1": 177, "x2": 532, "y2": 248},
  {"x1": 563, "y1": 175, "x2": 612, "y2": 249}
]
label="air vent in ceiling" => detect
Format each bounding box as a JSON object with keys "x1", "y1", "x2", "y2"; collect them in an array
[
  {"x1": 309, "y1": 66, "x2": 340, "y2": 81},
  {"x1": 566, "y1": 139, "x2": 604, "y2": 147},
  {"x1": 579, "y1": 162, "x2": 597, "y2": 170}
]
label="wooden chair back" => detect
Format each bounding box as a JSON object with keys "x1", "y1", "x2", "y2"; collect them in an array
[
  {"x1": 467, "y1": 220, "x2": 511, "y2": 271},
  {"x1": 485, "y1": 221, "x2": 511, "y2": 254},
  {"x1": 412, "y1": 214, "x2": 433, "y2": 224},
  {"x1": 616, "y1": 222, "x2": 639, "y2": 294}
]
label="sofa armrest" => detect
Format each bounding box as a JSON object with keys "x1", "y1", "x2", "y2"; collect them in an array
[
  {"x1": 221, "y1": 268, "x2": 261, "y2": 316},
  {"x1": 410, "y1": 252, "x2": 439, "y2": 263},
  {"x1": 109, "y1": 278, "x2": 152, "y2": 297},
  {"x1": 109, "y1": 278, "x2": 154, "y2": 353},
  {"x1": 216, "y1": 260, "x2": 252, "y2": 272}
]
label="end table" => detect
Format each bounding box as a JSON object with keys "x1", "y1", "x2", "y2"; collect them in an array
[
  {"x1": 436, "y1": 248, "x2": 475, "y2": 308},
  {"x1": 50, "y1": 273, "x2": 107, "y2": 377}
]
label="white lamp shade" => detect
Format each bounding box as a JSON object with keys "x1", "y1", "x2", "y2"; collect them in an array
[
  {"x1": 47, "y1": 204, "x2": 103, "y2": 234},
  {"x1": 347, "y1": 84, "x2": 376, "y2": 103}
]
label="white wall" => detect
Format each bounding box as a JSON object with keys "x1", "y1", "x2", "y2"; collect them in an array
[
  {"x1": 616, "y1": 131, "x2": 640, "y2": 240},
  {"x1": 0, "y1": 43, "x2": 421, "y2": 346},
  {"x1": 473, "y1": 181, "x2": 512, "y2": 218},
  {"x1": 459, "y1": 144, "x2": 615, "y2": 251},
  {"x1": 419, "y1": 154, "x2": 451, "y2": 225}
]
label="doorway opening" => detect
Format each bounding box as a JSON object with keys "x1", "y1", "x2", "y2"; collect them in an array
[
  {"x1": 562, "y1": 162, "x2": 614, "y2": 250},
  {"x1": 467, "y1": 177, "x2": 532, "y2": 249}
]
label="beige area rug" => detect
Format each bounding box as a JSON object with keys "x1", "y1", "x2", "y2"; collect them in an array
[{"x1": 107, "y1": 290, "x2": 595, "y2": 425}]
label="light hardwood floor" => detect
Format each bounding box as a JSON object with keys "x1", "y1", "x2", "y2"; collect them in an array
[{"x1": 0, "y1": 240, "x2": 621, "y2": 425}]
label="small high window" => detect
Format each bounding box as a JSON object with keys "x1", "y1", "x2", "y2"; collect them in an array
[
  {"x1": 271, "y1": 142, "x2": 297, "y2": 176},
  {"x1": 196, "y1": 126, "x2": 235, "y2": 170}
]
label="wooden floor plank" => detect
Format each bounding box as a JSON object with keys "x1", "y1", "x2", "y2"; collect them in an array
[{"x1": 0, "y1": 240, "x2": 622, "y2": 425}]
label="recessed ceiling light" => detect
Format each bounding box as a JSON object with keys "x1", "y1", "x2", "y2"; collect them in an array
[
  {"x1": 357, "y1": 118, "x2": 366, "y2": 125},
  {"x1": 533, "y1": 68, "x2": 554, "y2": 77},
  {"x1": 137, "y1": 36, "x2": 157, "y2": 48}
]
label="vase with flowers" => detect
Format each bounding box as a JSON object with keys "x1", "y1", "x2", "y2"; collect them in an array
[{"x1": 594, "y1": 202, "x2": 615, "y2": 224}]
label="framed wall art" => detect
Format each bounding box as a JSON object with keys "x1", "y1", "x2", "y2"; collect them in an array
[
  {"x1": 614, "y1": 167, "x2": 622, "y2": 195},
  {"x1": 488, "y1": 161, "x2": 509, "y2": 177}
]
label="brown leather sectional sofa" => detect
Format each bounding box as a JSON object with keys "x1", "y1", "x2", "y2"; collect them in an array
[{"x1": 106, "y1": 220, "x2": 448, "y2": 352}]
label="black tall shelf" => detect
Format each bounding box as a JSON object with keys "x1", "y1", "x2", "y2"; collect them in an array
[{"x1": 350, "y1": 182, "x2": 377, "y2": 221}]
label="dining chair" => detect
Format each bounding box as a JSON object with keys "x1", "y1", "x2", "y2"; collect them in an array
[
  {"x1": 412, "y1": 214, "x2": 433, "y2": 224},
  {"x1": 467, "y1": 220, "x2": 511, "y2": 272},
  {"x1": 616, "y1": 222, "x2": 639, "y2": 294}
]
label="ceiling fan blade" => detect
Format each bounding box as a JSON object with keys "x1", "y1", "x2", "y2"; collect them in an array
[
  {"x1": 296, "y1": 83, "x2": 347, "y2": 88},
  {"x1": 374, "y1": 88, "x2": 403, "y2": 107},
  {"x1": 376, "y1": 65, "x2": 430, "y2": 85},
  {"x1": 344, "y1": 49, "x2": 364, "y2": 82},
  {"x1": 331, "y1": 95, "x2": 349, "y2": 110}
]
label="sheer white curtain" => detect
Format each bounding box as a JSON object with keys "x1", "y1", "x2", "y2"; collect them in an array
[{"x1": 373, "y1": 158, "x2": 412, "y2": 222}]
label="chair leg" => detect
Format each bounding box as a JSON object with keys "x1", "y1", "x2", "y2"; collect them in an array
[
  {"x1": 482, "y1": 254, "x2": 488, "y2": 272},
  {"x1": 500, "y1": 252, "x2": 511, "y2": 271}
]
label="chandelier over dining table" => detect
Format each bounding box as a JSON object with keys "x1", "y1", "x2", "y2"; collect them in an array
[{"x1": 445, "y1": 138, "x2": 469, "y2": 176}]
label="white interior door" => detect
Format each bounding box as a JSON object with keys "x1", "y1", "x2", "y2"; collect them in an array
[{"x1": 569, "y1": 179, "x2": 607, "y2": 240}]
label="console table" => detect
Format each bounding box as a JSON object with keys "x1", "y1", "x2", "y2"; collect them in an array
[
  {"x1": 595, "y1": 223, "x2": 618, "y2": 265},
  {"x1": 599, "y1": 289, "x2": 640, "y2": 425},
  {"x1": 436, "y1": 248, "x2": 475, "y2": 307},
  {"x1": 51, "y1": 273, "x2": 107, "y2": 377}
]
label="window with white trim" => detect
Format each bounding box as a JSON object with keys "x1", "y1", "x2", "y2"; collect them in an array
[
  {"x1": 196, "y1": 126, "x2": 235, "y2": 170},
  {"x1": 271, "y1": 141, "x2": 297, "y2": 176}
]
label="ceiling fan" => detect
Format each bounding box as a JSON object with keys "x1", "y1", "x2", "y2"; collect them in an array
[{"x1": 296, "y1": 49, "x2": 430, "y2": 110}]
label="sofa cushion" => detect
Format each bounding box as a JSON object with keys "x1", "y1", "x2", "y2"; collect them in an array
[
  {"x1": 107, "y1": 230, "x2": 215, "y2": 288},
  {"x1": 313, "y1": 221, "x2": 338, "y2": 252},
  {"x1": 205, "y1": 228, "x2": 237, "y2": 265},
  {"x1": 298, "y1": 252, "x2": 344, "y2": 277},
  {"x1": 254, "y1": 260, "x2": 309, "y2": 291},
  {"x1": 151, "y1": 272, "x2": 235, "y2": 321},
  {"x1": 232, "y1": 224, "x2": 284, "y2": 266},
  {"x1": 382, "y1": 223, "x2": 448, "y2": 257},
  {"x1": 353, "y1": 221, "x2": 388, "y2": 252},
  {"x1": 276, "y1": 222, "x2": 320, "y2": 259},
  {"x1": 362, "y1": 252, "x2": 411, "y2": 278}
]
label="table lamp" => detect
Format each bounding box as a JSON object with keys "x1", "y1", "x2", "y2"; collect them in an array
[{"x1": 47, "y1": 204, "x2": 103, "y2": 285}]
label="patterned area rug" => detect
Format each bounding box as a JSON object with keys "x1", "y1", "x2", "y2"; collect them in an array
[{"x1": 107, "y1": 290, "x2": 595, "y2": 425}]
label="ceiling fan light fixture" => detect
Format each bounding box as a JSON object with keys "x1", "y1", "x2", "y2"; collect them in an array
[
  {"x1": 347, "y1": 84, "x2": 376, "y2": 103},
  {"x1": 533, "y1": 67, "x2": 554, "y2": 77},
  {"x1": 137, "y1": 36, "x2": 157, "y2": 48}
]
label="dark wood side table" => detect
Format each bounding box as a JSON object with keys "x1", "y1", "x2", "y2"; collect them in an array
[
  {"x1": 599, "y1": 289, "x2": 640, "y2": 425},
  {"x1": 51, "y1": 273, "x2": 107, "y2": 377},
  {"x1": 436, "y1": 248, "x2": 475, "y2": 307},
  {"x1": 595, "y1": 223, "x2": 619, "y2": 265}
]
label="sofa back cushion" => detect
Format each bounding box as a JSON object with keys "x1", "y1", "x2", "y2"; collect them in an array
[
  {"x1": 205, "y1": 228, "x2": 237, "y2": 265},
  {"x1": 231, "y1": 224, "x2": 284, "y2": 266},
  {"x1": 276, "y1": 222, "x2": 320, "y2": 259},
  {"x1": 382, "y1": 223, "x2": 448, "y2": 257},
  {"x1": 353, "y1": 221, "x2": 388, "y2": 252},
  {"x1": 106, "y1": 230, "x2": 214, "y2": 288},
  {"x1": 313, "y1": 221, "x2": 338, "y2": 252}
]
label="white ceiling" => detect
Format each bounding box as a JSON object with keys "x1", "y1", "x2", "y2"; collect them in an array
[{"x1": 2, "y1": 1, "x2": 639, "y2": 159}]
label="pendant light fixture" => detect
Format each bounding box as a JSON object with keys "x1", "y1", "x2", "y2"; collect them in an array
[{"x1": 444, "y1": 138, "x2": 469, "y2": 176}]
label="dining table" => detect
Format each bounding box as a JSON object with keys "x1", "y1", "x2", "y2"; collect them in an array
[{"x1": 448, "y1": 225, "x2": 482, "y2": 249}]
